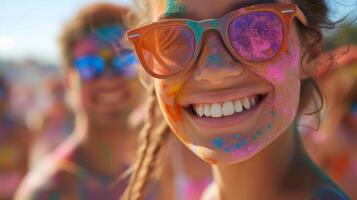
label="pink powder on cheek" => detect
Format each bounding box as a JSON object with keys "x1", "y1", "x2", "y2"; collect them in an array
[
  {"x1": 265, "y1": 67, "x2": 286, "y2": 84},
  {"x1": 291, "y1": 47, "x2": 300, "y2": 68}
]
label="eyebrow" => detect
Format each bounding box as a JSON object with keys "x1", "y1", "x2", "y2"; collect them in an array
[{"x1": 158, "y1": 0, "x2": 279, "y2": 21}]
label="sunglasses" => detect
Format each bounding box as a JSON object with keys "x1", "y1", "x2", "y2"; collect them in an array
[
  {"x1": 127, "y1": 3, "x2": 308, "y2": 79},
  {"x1": 74, "y1": 50, "x2": 138, "y2": 81}
]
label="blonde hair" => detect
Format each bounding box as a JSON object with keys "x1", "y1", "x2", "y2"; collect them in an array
[{"x1": 121, "y1": 85, "x2": 170, "y2": 200}]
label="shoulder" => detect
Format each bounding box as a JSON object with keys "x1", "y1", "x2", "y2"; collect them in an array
[
  {"x1": 308, "y1": 186, "x2": 351, "y2": 200},
  {"x1": 15, "y1": 165, "x2": 78, "y2": 200},
  {"x1": 15, "y1": 145, "x2": 79, "y2": 200}
]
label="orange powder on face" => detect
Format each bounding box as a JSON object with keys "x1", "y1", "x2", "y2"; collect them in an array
[
  {"x1": 203, "y1": 157, "x2": 218, "y2": 165},
  {"x1": 164, "y1": 103, "x2": 182, "y2": 122},
  {"x1": 178, "y1": 132, "x2": 190, "y2": 143},
  {"x1": 166, "y1": 85, "x2": 181, "y2": 97}
]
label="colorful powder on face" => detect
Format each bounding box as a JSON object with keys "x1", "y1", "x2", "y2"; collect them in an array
[
  {"x1": 165, "y1": 0, "x2": 186, "y2": 18},
  {"x1": 94, "y1": 25, "x2": 125, "y2": 42},
  {"x1": 203, "y1": 157, "x2": 218, "y2": 165},
  {"x1": 224, "y1": 147, "x2": 231, "y2": 152},
  {"x1": 209, "y1": 19, "x2": 219, "y2": 29},
  {"x1": 166, "y1": 85, "x2": 181, "y2": 97},
  {"x1": 207, "y1": 54, "x2": 225, "y2": 67},
  {"x1": 234, "y1": 143, "x2": 241, "y2": 149},
  {"x1": 187, "y1": 20, "x2": 204, "y2": 43},
  {"x1": 266, "y1": 123, "x2": 272, "y2": 129},
  {"x1": 290, "y1": 44, "x2": 300, "y2": 68},
  {"x1": 213, "y1": 138, "x2": 224, "y2": 149},
  {"x1": 266, "y1": 67, "x2": 285, "y2": 84},
  {"x1": 164, "y1": 104, "x2": 182, "y2": 122},
  {"x1": 178, "y1": 133, "x2": 190, "y2": 143}
]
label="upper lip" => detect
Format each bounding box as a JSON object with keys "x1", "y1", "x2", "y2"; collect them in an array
[{"x1": 180, "y1": 86, "x2": 271, "y2": 107}]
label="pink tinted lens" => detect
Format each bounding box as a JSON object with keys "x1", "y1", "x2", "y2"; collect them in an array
[
  {"x1": 229, "y1": 11, "x2": 283, "y2": 62},
  {"x1": 141, "y1": 25, "x2": 195, "y2": 76}
]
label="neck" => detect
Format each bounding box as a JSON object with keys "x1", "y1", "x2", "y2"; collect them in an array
[
  {"x1": 73, "y1": 112, "x2": 135, "y2": 176},
  {"x1": 212, "y1": 125, "x2": 296, "y2": 200}
]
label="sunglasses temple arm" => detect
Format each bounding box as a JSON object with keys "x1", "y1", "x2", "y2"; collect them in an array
[{"x1": 296, "y1": 7, "x2": 308, "y2": 27}]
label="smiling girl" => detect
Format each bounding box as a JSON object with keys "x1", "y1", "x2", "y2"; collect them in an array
[{"x1": 123, "y1": 0, "x2": 350, "y2": 199}]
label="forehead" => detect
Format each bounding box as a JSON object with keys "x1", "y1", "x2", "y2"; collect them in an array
[
  {"x1": 73, "y1": 25, "x2": 127, "y2": 57},
  {"x1": 156, "y1": 0, "x2": 289, "y2": 20}
]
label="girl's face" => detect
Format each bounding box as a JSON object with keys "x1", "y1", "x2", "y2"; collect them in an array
[
  {"x1": 69, "y1": 26, "x2": 139, "y2": 124},
  {"x1": 153, "y1": 0, "x2": 305, "y2": 164}
]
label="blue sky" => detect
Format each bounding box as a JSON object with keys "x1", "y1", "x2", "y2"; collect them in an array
[{"x1": 0, "y1": 0, "x2": 356, "y2": 63}]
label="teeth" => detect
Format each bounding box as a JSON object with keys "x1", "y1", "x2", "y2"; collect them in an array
[
  {"x1": 222, "y1": 102, "x2": 234, "y2": 116},
  {"x1": 234, "y1": 100, "x2": 243, "y2": 113},
  {"x1": 192, "y1": 95, "x2": 261, "y2": 118},
  {"x1": 250, "y1": 97, "x2": 256, "y2": 107},
  {"x1": 194, "y1": 105, "x2": 200, "y2": 116},
  {"x1": 242, "y1": 98, "x2": 251, "y2": 110},
  {"x1": 204, "y1": 104, "x2": 210, "y2": 117},
  {"x1": 211, "y1": 104, "x2": 222, "y2": 118},
  {"x1": 199, "y1": 104, "x2": 204, "y2": 117}
]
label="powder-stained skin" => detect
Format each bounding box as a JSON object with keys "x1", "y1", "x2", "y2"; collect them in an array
[{"x1": 165, "y1": 0, "x2": 186, "y2": 18}]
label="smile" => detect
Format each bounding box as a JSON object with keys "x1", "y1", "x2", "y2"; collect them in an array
[
  {"x1": 181, "y1": 88, "x2": 271, "y2": 129},
  {"x1": 190, "y1": 94, "x2": 266, "y2": 118}
]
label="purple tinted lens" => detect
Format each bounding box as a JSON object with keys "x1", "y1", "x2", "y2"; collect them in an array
[
  {"x1": 229, "y1": 11, "x2": 283, "y2": 62},
  {"x1": 141, "y1": 25, "x2": 195, "y2": 76}
]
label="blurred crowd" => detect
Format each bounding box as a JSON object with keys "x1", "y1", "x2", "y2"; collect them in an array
[{"x1": 0, "y1": 2, "x2": 356, "y2": 200}]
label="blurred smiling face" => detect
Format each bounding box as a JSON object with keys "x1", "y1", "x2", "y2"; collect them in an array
[
  {"x1": 148, "y1": 0, "x2": 306, "y2": 164},
  {"x1": 69, "y1": 25, "x2": 138, "y2": 123}
]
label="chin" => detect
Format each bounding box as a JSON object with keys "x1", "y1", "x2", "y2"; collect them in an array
[{"x1": 186, "y1": 132, "x2": 276, "y2": 165}]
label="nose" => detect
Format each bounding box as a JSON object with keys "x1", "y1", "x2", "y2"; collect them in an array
[{"x1": 193, "y1": 31, "x2": 243, "y2": 84}]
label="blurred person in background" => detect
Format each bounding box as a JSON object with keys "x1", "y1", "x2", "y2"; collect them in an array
[
  {"x1": 0, "y1": 74, "x2": 32, "y2": 200},
  {"x1": 28, "y1": 77, "x2": 74, "y2": 166},
  {"x1": 15, "y1": 3, "x2": 142, "y2": 200},
  {"x1": 302, "y1": 45, "x2": 357, "y2": 198}
]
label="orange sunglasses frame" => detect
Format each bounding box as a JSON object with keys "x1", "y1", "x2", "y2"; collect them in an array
[{"x1": 127, "y1": 3, "x2": 308, "y2": 79}]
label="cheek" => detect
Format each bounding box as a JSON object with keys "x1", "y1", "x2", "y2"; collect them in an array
[
  {"x1": 254, "y1": 45, "x2": 301, "y2": 117},
  {"x1": 157, "y1": 81, "x2": 182, "y2": 120},
  {"x1": 269, "y1": 47, "x2": 301, "y2": 116},
  {"x1": 155, "y1": 80, "x2": 191, "y2": 142}
]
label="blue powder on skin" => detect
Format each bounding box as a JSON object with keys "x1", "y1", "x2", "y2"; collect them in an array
[
  {"x1": 165, "y1": 0, "x2": 186, "y2": 17},
  {"x1": 266, "y1": 123, "x2": 272, "y2": 129},
  {"x1": 207, "y1": 54, "x2": 225, "y2": 66},
  {"x1": 213, "y1": 138, "x2": 224, "y2": 149},
  {"x1": 94, "y1": 25, "x2": 125, "y2": 43},
  {"x1": 251, "y1": 135, "x2": 257, "y2": 141},
  {"x1": 187, "y1": 20, "x2": 204, "y2": 43},
  {"x1": 234, "y1": 143, "x2": 241, "y2": 149},
  {"x1": 224, "y1": 147, "x2": 231, "y2": 152}
]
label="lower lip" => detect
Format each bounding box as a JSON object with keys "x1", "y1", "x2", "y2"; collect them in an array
[{"x1": 184, "y1": 95, "x2": 269, "y2": 129}]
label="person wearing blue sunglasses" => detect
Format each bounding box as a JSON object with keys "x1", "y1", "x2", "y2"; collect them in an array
[{"x1": 15, "y1": 3, "x2": 144, "y2": 200}]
